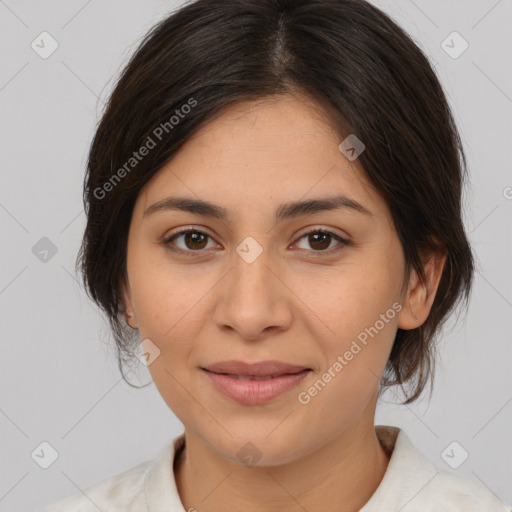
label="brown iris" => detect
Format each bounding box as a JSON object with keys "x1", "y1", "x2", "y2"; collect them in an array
[
  {"x1": 307, "y1": 232, "x2": 332, "y2": 251},
  {"x1": 183, "y1": 231, "x2": 208, "y2": 250}
]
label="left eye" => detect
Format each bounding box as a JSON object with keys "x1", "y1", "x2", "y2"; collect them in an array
[
  {"x1": 295, "y1": 230, "x2": 347, "y2": 252},
  {"x1": 162, "y1": 228, "x2": 348, "y2": 255}
]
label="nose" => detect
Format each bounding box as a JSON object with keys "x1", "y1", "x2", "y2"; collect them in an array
[{"x1": 213, "y1": 238, "x2": 293, "y2": 341}]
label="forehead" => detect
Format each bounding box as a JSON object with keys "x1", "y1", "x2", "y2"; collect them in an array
[{"x1": 136, "y1": 94, "x2": 386, "y2": 220}]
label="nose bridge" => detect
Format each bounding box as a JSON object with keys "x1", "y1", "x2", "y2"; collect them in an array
[
  {"x1": 213, "y1": 234, "x2": 291, "y2": 339},
  {"x1": 230, "y1": 234, "x2": 276, "y2": 306}
]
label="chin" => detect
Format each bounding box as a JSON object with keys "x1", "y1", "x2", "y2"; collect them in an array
[{"x1": 205, "y1": 424, "x2": 312, "y2": 468}]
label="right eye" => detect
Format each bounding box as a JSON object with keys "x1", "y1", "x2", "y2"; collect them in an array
[{"x1": 161, "y1": 228, "x2": 221, "y2": 256}]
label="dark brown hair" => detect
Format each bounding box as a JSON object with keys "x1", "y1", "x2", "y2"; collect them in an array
[{"x1": 76, "y1": 0, "x2": 474, "y2": 403}]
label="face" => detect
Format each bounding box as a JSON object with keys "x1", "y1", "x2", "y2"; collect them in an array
[{"x1": 122, "y1": 94, "x2": 425, "y2": 466}]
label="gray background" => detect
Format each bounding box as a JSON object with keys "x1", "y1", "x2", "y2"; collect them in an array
[{"x1": 1, "y1": 0, "x2": 511, "y2": 510}]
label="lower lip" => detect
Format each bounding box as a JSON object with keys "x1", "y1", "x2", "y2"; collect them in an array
[{"x1": 202, "y1": 369, "x2": 311, "y2": 405}]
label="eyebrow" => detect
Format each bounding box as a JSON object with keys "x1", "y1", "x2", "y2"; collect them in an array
[{"x1": 143, "y1": 194, "x2": 373, "y2": 222}]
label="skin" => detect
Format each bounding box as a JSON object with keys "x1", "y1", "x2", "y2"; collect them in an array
[{"x1": 122, "y1": 94, "x2": 446, "y2": 512}]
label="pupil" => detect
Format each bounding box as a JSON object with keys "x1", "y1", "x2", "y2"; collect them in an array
[
  {"x1": 186, "y1": 232, "x2": 207, "y2": 250},
  {"x1": 310, "y1": 233, "x2": 330, "y2": 250}
]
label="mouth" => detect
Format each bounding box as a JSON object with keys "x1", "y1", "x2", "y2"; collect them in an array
[
  {"x1": 205, "y1": 373, "x2": 304, "y2": 381},
  {"x1": 200, "y1": 361, "x2": 312, "y2": 405},
  {"x1": 201, "y1": 360, "x2": 311, "y2": 377}
]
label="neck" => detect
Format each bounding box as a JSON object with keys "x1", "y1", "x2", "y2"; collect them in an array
[{"x1": 174, "y1": 418, "x2": 390, "y2": 512}]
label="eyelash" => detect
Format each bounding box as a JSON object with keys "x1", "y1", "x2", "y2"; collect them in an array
[{"x1": 161, "y1": 227, "x2": 350, "y2": 258}]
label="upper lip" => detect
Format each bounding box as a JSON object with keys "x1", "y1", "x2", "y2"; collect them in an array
[{"x1": 201, "y1": 360, "x2": 311, "y2": 377}]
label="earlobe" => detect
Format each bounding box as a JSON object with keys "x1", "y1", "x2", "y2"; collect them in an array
[
  {"x1": 125, "y1": 310, "x2": 138, "y2": 329},
  {"x1": 120, "y1": 285, "x2": 139, "y2": 329},
  {"x1": 397, "y1": 250, "x2": 447, "y2": 330}
]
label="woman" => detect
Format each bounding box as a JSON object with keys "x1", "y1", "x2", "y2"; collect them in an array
[{"x1": 40, "y1": 0, "x2": 509, "y2": 510}]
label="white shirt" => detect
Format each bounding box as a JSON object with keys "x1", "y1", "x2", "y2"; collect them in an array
[{"x1": 39, "y1": 425, "x2": 510, "y2": 511}]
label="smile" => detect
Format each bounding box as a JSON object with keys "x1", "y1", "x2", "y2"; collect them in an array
[{"x1": 201, "y1": 367, "x2": 311, "y2": 405}]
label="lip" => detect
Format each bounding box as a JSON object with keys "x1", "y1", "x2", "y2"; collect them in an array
[
  {"x1": 202, "y1": 360, "x2": 310, "y2": 377},
  {"x1": 201, "y1": 360, "x2": 312, "y2": 405}
]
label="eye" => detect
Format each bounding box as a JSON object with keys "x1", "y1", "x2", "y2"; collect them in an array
[
  {"x1": 162, "y1": 228, "x2": 219, "y2": 256},
  {"x1": 161, "y1": 227, "x2": 350, "y2": 257},
  {"x1": 294, "y1": 228, "x2": 349, "y2": 253}
]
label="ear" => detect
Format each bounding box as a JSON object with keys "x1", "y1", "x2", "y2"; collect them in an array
[
  {"x1": 120, "y1": 282, "x2": 139, "y2": 330},
  {"x1": 398, "y1": 248, "x2": 447, "y2": 330}
]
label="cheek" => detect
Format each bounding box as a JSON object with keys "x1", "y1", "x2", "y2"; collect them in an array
[
  {"x1": 129, "y1": 248, "x2": 206, "y2": 337},
  {"x1": 129, "y1": 258, "x2": 219, "y2": 361},
  {"x1": 299, "y1": 259, "x2": 401, "y2": 343},
  {"x1": 294, "y1": 255, "x2": 400, "y2": 397},
  {"x1": 296, "y1": 277, "x2": 398, "y2": 427},
  {"x1": 134, "y1": 267, "x2": 207, "y2": 416}
]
